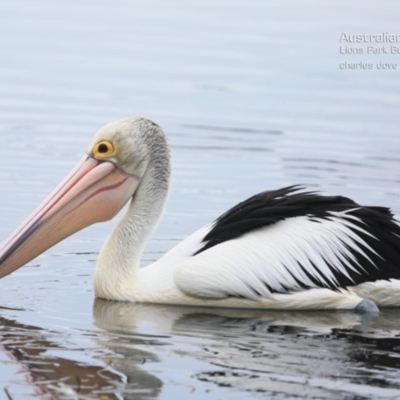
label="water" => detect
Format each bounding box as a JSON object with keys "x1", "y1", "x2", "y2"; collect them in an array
[{"x1": 1, "y1": 0, "x2": 400, "y2": 398}]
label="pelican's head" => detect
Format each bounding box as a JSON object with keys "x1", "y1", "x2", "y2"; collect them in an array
[
  {"x1": 0, "y1": 117, "x2": 167, "y2": 279},
  {"x1": 87, "y1": 117, "x2": 169, "y2": 178}
]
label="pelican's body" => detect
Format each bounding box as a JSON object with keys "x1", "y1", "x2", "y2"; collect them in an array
[{"x1": 1, "y1": 117, "x2": 400, "y2": 312}]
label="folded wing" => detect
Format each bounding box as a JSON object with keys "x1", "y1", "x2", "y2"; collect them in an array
[{"x1": 174, "y1": 187, "x2": 400, "y2": 299}]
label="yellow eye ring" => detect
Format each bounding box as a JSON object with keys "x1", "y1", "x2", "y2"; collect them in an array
[{"x1": 93, "y1": 140, "x2": 114, "y2": 158}]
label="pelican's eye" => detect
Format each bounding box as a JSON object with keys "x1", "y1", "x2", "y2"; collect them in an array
[{"x1": 93, "y1": 140, "x2": 114, "y2": 158}]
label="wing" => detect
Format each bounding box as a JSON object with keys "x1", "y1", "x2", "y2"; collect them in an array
[{"x1": 174, "y1": 187, "x2": 400, "y2": 300}]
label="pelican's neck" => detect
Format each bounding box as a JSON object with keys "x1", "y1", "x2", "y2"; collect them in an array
[{"x1": 94, "y1": 144, "x2": 170, "y2": 300}]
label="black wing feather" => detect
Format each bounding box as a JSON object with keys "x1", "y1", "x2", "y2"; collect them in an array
[{"x1": 195, "y1": 185, "x2": 400, "y2": 290}]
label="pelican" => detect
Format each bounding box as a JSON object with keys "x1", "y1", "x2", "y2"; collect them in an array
[{"x1": 1, "y1": 117, "x2": 400, "y2": 312}]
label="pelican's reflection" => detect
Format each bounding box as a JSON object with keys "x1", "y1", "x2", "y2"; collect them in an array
[
  {"x1": 0, "y1": 306, "x2": 163, "y2": 400},
  {"x1": 2, "y1": 302, "x2": 400, "y2": 399},
  {"x1": 93, "y1": 298, "x2": 377, "y2": 336},
  {"x1": 93, "y1": 299, "x2": 400, "y2": 398},
  {"x1": 0, "y1": 310, "x2": 124, "y2": 399}
]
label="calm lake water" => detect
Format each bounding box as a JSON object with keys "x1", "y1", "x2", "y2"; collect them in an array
[{"x1": 1, "y1": 1, "x2": 400, "y2": 398}]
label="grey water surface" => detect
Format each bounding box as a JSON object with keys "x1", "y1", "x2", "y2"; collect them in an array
[{"x1": 1, "y1": 1, "x2": 400, "y2": 398}]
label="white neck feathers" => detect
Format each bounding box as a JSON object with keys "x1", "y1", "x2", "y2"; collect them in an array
[{"x1": 93, "y1": 122, "x2": 170, "y2": 300}]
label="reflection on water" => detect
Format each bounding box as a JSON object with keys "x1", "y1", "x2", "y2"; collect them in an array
[
  {"x1": 2, "y1": 301, "x2": 400, "y2": 399},
  {"x1": 92, "y1": 301, "x2": 400, "y2": 399},
  {"x1": 0, "y1": 307, "x2": 162, "y2": 399},
  {"x1": 0, "y1": 313, "x2": 123, "y2": 399}
]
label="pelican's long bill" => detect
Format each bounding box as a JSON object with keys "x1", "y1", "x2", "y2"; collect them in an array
[{"x1": 0, "y1": 155, "x2": 140, "y2": 279}]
